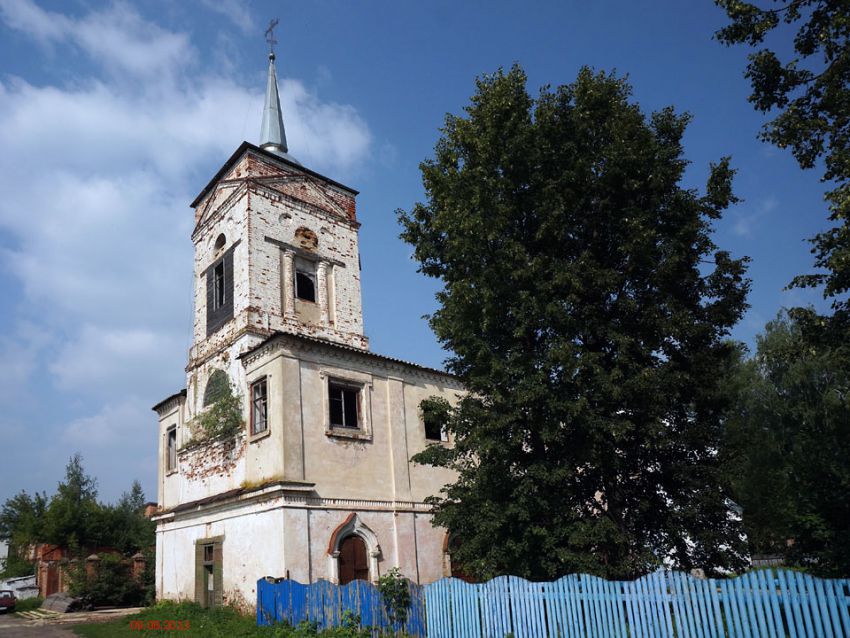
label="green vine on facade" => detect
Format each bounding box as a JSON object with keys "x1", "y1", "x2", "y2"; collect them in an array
[{"x1": 193, "y1": 382, "x2": 244, "y2": 443}]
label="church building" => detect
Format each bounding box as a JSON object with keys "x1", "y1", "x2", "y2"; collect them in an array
[{"x1": 151, "y1": 46, "x2": 462, "y2": 608}]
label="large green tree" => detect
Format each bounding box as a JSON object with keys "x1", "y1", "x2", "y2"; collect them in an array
[
  {"x1": 715, "y1": 1, "x2": 850, "y2": 328},
  {"x1": 400, "y1": 65, "x2": 751, "y2": 580},
  {"x1": 724, "y1": 311, "x2": 850, "y2": 576},
  {"x1": 43, "y1": 453, "x2": 102, "y2": 549}
]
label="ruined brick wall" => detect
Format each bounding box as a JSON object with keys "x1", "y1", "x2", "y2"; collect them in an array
[
  {"x1": 248, "y1": 180, "x2": 367, "y2": 347},
  {"x1": 188, "y1": 149, "x2": 367, "y2": 370}
]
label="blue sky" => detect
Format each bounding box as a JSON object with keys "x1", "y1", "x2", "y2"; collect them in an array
[{"x1": 0, "y1": 0, "x2": 831, "y2": 505}]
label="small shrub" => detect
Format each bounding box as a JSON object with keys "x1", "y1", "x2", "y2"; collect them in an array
[
  {"x1": 194, "y1": 382, "x2": 244, "y2": 442},
  {"x1": 68, "y1": 554, "x2": 146, "y2": 607},
  {"x1": 377, "y1": 567, "x2": 411, "y2": 626}
]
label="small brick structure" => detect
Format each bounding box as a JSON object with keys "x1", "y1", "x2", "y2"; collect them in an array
[{"x1": 30, "y1": 544, "x2": 147, "y2": 598}]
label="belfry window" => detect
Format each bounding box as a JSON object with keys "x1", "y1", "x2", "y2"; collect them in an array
[
  {"x1": 295, "y1": 258, "x2": 316, "y2": 302},
  {"x1": 206, "y1": 248, "x2": 234, "y2": 336},
  {"x1": 212, "y1": 261, "x2": 225, "y2": 310}
]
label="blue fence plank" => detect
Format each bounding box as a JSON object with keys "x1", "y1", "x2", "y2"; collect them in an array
[
  {"x1": 256, "y1": 568, "x2": 850, "y2": 638},
  {"x1": 837, "y1": 579, "x2": 850, "y2": 636}
]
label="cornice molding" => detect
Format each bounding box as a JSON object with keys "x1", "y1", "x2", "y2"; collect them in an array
[
  {"x1": 192, "y1": 182, "x2": 248, "y2": 241},
  {"x1": 263, "y1": 236, "x2": 346, "y2": 268},
  {"x1": 152, "y1": 389, "x2": 187, "y2": 415},
  {"x1": 241, "y1": 332, "x2": 464, "y2": 388},
  {"x1": 157, "y1": 489, "x2": 434, "y2": 524},
  {"x1": 248, "y1": 180, "x2": 359, "y2": 229}
]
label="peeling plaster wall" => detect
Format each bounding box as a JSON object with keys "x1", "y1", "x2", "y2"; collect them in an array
[
  {"x1": 156, "y1": 499, "x2": 448, "y2": 607},
  {"x1": 155, "y1": 146, "x2": 464, "y2": 606},
  {"x1": 156, "y1": 500, "x2": 285, "y2": 606}
]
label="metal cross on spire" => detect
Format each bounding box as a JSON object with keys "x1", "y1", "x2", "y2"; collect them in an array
[{"x1": 265, "y1": 18, "x2": 279, "y2": 58}]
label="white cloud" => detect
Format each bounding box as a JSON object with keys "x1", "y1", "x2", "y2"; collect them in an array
[
  {"x1": 0, "y1": 0, "x2": 194, "y2": 80},
  {"x1": 732, "y1": 195, "x2": 778, "y2": 238},
  {"x1": 0, "y1": 0, "x2": 372, "y2": 502},
  {"x1": 199, "y1": 0, "x2": 254, "y2": 34}
]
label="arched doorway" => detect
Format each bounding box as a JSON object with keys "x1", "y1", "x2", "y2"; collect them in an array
[
  {"x1": 338, "y1": 535, "x2": 369, "y2": 585},
  {"x1": 327, "y1": 513, "x2": 381, "y2": 584},
  {"x1": 446, "y1": 535, "x2": 477, "y2": 583}
]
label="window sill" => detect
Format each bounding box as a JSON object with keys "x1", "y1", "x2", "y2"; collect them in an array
[
  {"x1": 248, "y1": 428, "x2": 271, "y2": 444},
  {"x1": 165, "y1": 468, "x2": 178, "y2": 477},
  {"x1": 325, "y1": 426, "x2": 372, "y2": 442}
]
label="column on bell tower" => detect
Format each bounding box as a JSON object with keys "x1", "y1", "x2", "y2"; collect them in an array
[
  {"x1": 281, "y1": 249, "x2": 296, "y2": 319},
  {"x1": 317, "y1": 262, "x2": 329, "y2": 326}
]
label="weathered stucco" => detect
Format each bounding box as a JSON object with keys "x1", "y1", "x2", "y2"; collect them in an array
[{"x1": 154, "y1": 145, "x2": 463, "y2": 607}]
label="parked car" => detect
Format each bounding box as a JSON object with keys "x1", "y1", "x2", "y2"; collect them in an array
[{"x1": 0, "y1": 590, "x2": 15, "y2": 613}]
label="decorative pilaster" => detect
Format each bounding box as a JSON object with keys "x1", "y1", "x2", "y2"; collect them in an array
[
  {"x1": 317, "y1": 261, "x2": 329, "y2": 326},
  {"x1": 282, "y1": 249, "x2": 295, "y2": 318}
]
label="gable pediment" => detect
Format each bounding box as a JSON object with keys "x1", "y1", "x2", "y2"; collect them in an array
[{"x1": 256, "y1": 175, "x2": 352, "y2": 222}]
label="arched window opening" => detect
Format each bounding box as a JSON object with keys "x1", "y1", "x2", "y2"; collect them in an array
[
  {"x1": 214, "y1": 233, "x2": 226, "y2": 251},
  {"x1": 338, "y1": 535, "x2": 369, "y2": 585},
  {"x1": 203, "y1": 369, "x2": 229, "y2": 407},
  {"x1": 447, "y1": 535, "x2": 477, "y2": 583}
]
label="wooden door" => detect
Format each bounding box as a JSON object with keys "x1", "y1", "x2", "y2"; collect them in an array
[
  {"x1": 338, "y1": 535, "x2": 369, "y2": 584},
  {"x1": 47, "y1": 565, "x2": 60, "y2": 596}
]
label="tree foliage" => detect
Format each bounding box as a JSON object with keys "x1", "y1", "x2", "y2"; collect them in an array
[
  {"x1": 194, "y1": 381, "x2": 244, "y2": 442},
  {"x1": 0, "y1": 455, "x2": 154, "y2": 577},
  {"x1": 42, "y1": 453, "x2": 101, "y2": 549},
  {"x1": 0, "y1": 490, "x2": 47, "y2": 576},
  {"x1": 67, "y1": 552, "x2": 151, "y2": 607},
  {"x1": 715, "y1": 1, "x2": 850, "y2": 324},
  {"x1": 724, "y1": 311, "x2": 850, "y2": 576},
  {"x1": 399, "y1": 65, "x2": 751, "y2": 580}
]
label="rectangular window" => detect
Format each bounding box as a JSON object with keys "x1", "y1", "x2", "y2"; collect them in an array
[
  {"x1": 250, "y1": 377, "x2": 268, "y2": 436},
  {"x1": 295, "y1": 258, "x2": 316, "y2": 302},
  {"x1": 166, "y1": 426, "x2": 177, "y2": 472},
  {"x1": 424, "y1": 413, "x2": 444, "y2": 441},
  {"x1": 206, "y1": 247, "x2": 234, "y2": 336},
  {"x1": 212, "y1": 261, "x2": 225, "y2": 309},
  {"x1": 328, "y1": 381, "x2": 360, "y2": 429}
]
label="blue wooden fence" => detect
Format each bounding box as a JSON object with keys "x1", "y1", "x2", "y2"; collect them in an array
[
  {"x1": 258, "y1": 570, "x2": 850, "y2": 637},
  {"x1": 257, "y1": 577, "x2": 427, "y2": 636},
  {"x1": 425, "y1": 570, "x2": 850, "y2": 638}
]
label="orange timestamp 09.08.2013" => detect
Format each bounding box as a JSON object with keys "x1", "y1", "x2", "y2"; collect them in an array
[{"x1": 129, "y1": 619, "x2": 190, "y2": 631}]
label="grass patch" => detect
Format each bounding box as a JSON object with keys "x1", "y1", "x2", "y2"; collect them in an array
[
  {"x1": 71, "y1": 601, "x2": 373, "y2": 638},
  {"x1": 14, "y1": 597, "x2": 43, "y2": 613}
]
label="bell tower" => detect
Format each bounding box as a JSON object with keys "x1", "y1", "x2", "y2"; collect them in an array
[{"x1": 185, "y1": 25, "x2": 368, "y2": 413}]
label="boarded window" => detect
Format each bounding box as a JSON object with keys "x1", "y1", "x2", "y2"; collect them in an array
[
  {"x1": 203, "y1": 370, "x2": 229, "y2": 407},
  {"x1": 206, "y1": 246, "x2": 234, "y2": 336},
  {"x1": 166, "y1": 426, "x2": 177, "y2": 472},
  {"x1": 338, "y1": 535, "x2": 368, "y2": 584},
  {"x1": 328, "y1": 381, "x2": 360, "y2": 429},
  {"x1": 251, "y1": 377, "x2": 268, "y2": 435},
  {"x1": 295, "y1": 258, "x2": 316, "y2": 302}
]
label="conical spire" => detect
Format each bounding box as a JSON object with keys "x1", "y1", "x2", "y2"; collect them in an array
[
  {"x1": 260, "y1": 51, "x2": 289, "y2": 155},
  {"x1": 259, "y1": 20, "x2": 298, "y2": 164}
]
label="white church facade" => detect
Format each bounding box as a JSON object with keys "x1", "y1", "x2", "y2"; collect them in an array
[{"x1": 152, "y1": 49, "x2": 462, "y2": 608}]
